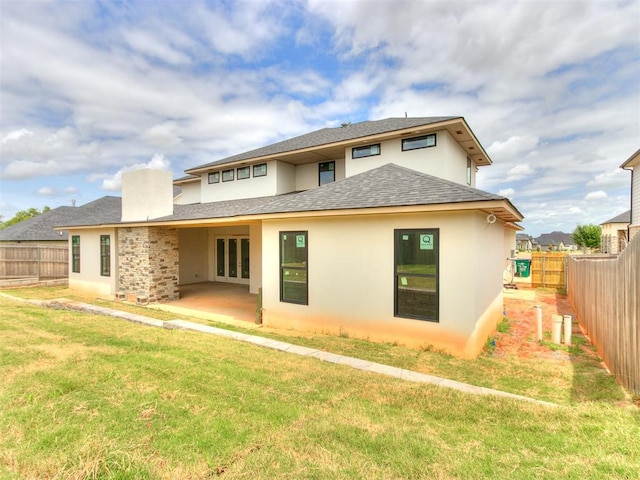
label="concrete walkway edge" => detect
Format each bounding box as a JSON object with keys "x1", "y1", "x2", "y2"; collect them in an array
[{"x1": 2, "y1": 293, "x2": 557, "y2": 407}]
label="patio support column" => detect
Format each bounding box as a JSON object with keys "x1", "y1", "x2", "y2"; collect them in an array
[{"x1": 118, "y1": 226, "x2": 179, "y2": 304}]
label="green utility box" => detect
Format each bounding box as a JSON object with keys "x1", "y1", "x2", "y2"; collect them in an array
[{"x1": 515, "y1": 259, "x2": 531, "y2": 278}]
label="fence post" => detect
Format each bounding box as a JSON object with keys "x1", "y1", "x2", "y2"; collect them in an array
[{"x1": 37, "y1": 245, "x2": 41, "y2": 281}]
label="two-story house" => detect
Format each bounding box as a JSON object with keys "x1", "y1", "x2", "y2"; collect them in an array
[{"x1": 58, "y1": 116, "x2": 523, "y2": 357}]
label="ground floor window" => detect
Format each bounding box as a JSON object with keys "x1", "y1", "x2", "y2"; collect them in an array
[
  {"x1": 394, "y1": 229, "x2": 439, "y2": 321},
  {"x1": 100, "y1": 235, "x2": 111, "y2": 276},
  {"x1": 280, "y1": 231, "x2": 308, "y2": 304},
  {"x1": 72, "y1": 235, "x2": 80, "y2": 273}
]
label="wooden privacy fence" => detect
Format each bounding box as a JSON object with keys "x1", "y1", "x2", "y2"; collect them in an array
[
  {"x1": 567, "y1": 235, "x2": 640, "y2": 394},
  {"x1": 0, "y1": 245, "x2": 68, "y2": 280},
  {"x1": 531, "y1": 252, "x2": 567, "y2": 290}
]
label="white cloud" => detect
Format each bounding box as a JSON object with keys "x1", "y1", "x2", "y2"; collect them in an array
[
  {"x1": 141, "y1": 122, "x2": 183, "y2": 149},
  {"x1": 2, "y1": 129, "x2": 34, "y2": 144},
  {"x1": 121, "y1": 29, "x2": 193, "y2": 66},
  {"x1": 506, "y1": 164, "x2": 535, "y2": 182},
  {"x1": 95, "y1": 153, "x2": 172, "y2": 191},
  {"x1": 0, "y1": 0, "x2": 638, "y2": 236},
  {"x1": 498, "y1": 187, "x2": 515, "y2": 198},
  {"x1": 585, "y1": 191, "x2": 608, "y2": 200},
  {"x1": 487, "y1": 135, "x2": 539, "y2": 161},
  {"x1": 587, "y1": 169, "x2": 630, "y2": 189},
  {"x1": 37, "y1": 187, "x2": 55, "y2": 196}
]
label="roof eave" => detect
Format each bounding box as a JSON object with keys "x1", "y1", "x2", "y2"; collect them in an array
[
  {"x1": 184, "y1": 117, "x2": 492, "y2": 175},
  {"x1": 58, "y1": 198, "x2": 520, "y2": 229},
  {"x1": 620, "y1": 148, "x2": 640, "y2": 168}
]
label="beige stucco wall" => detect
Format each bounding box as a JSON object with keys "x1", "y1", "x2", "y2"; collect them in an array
[
  {"x1": 68, "y1": 228, "x2": 117, "y2": 297},
  {"x1": 261, "y1": 210, "x2": 505, "y2": 358},
  {"x1": 121, "y1": 169, "x2": 173, "y2": 221},
  {"x1": 178, "y1": 228, "x2": 209, "y2": 284},
  {"x1": 249, "y1": 223, "x2": 262, "y2": 295},
  {"x1": 344, "y1": 130, "x2": 475, "y2": 186},
  {"x1": 275, "y1": 161, "x2": 296, "y2": 195},
  {"x1": 174, "y1": 182, "x2": 201, "y2": 205},
  {"x1": 200, "y1": 160, "x2": 283, "y2": 203},
  {"x1": 295, "y1": 159, "x2": 346, "y2": 191}
]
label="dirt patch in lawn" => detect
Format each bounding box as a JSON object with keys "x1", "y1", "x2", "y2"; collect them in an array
[{"x1": 498, "y1": 287, "x2": 597, "y2": 361}]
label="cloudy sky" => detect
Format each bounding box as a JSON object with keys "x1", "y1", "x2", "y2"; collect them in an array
[{"x1": 1, "y1": 0, "x2": 638, "y2": 236}]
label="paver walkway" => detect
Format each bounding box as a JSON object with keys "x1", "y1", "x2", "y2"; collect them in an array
[{"x1": 1, "y1": 293, "x2": 557, "y2": 407}]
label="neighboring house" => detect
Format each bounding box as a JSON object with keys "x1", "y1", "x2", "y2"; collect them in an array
[
  {"x1": 516, "y1": 233, "x2": 534, "y2": 251},
  {"x1": 620, "y1": 148, "x2": 640, "y2": 241},
  {"x1": 0, "y1": 206, "x2": 79, "y2": 245},
  {"x1": 600, "y1": 210, "x2": 630, "y2": 254},
  {"x1": 56, "y1": 116, "x2": 523, "y2": 358},
  {"x1": 534, "y1": 231, "x2": 577, "y2": 251}
]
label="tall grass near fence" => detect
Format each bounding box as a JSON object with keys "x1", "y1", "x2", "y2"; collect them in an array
[
  {"x1": 0, "y1": 244, "x2": 68, "y2": 280},
  {"x1": 567, "y1": 234, "x2": 640, "y2": 394}
]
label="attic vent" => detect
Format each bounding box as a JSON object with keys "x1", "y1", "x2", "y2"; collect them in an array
[
  {"x1": 456, "y1": 130, "x2": 463, "y2": 135},
  {"x1": 341, "y1": 122, "x2": 351, "y2": 127}
]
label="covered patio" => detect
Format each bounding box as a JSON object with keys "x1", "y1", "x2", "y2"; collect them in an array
[{"x1": 150, "y1": 282, "x2": 260, "y2": 327}]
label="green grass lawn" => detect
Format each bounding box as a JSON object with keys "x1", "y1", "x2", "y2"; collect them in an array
[{"x1": 1, "y1": 290, "x2": 639, "y2": 479}]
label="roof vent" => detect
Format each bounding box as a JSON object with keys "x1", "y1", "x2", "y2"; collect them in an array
[{"x1": 341, "y1": 122, "x2": 351, "y2": 127}]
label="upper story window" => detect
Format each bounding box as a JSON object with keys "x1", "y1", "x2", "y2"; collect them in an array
[
  {"x1": 253, "y1": 163, "x2": 267, "y2": 177},
  {"x1": 319, "y1": 161, "x2": 335, "y2": 186},
  {"x1": 402, "y1": 134, "x2": 436, "y2": 151},
  {"x1": 222, "y1": 169, "x2": 234, "y2": 182},
  {"x1": 208, "y1": 172, "x2": 220, "y2": 184},
  {"x1": 237, "y1": 166, "x2": 250, "y2": 180},
  {"x1": 466, "y1": 157, "x2": 472, "y2": 185},
  {"x1": 352, "y1": 144, "x2": 381, "y2": 159}
]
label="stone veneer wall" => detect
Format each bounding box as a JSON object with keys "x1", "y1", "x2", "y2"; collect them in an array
[{"x1": 118, "y1": 226, "x2": 179, "y2": 303}]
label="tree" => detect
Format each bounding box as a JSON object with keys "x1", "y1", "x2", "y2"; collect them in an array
[
  {"x1": 572, "y1": 224, "x2": 601, "y2": 250},
  {"x1": 0, "y1": 206, "x2": 50, "y2": 229}
]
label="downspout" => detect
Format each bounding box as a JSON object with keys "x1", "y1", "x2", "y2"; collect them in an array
[{"x1": 622, "y1": 164, "x2": 633, "y2": 241}]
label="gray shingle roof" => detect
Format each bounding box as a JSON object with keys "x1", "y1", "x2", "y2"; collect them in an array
[
  {"x1": 187, "y1": 117, "x2": 458, "y2": 172},
  {"x1": 154, "y1": 164, "x2": 517, "y2": 222},
  {"x1": 157, "y1": 196, "x2": 281, "y2": 221},
  {"x1": 251, "y1": 164, "x2": 507, "y2": 214},
  {"x1": 0, "y1": 206, "x2": 78, "y2": 241},
  {"x1": 59, "y1": 165, "x2": 520, "y2": 227},
  {"x1": 52, "y1": 196, "x2": 122, "y2": 228},
  {"x1": 602, "y1": 210, "x2": 630, "y2": 225},
  {"x1": 535, "y1": 231, "x2": 575, "y2": 247}
]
